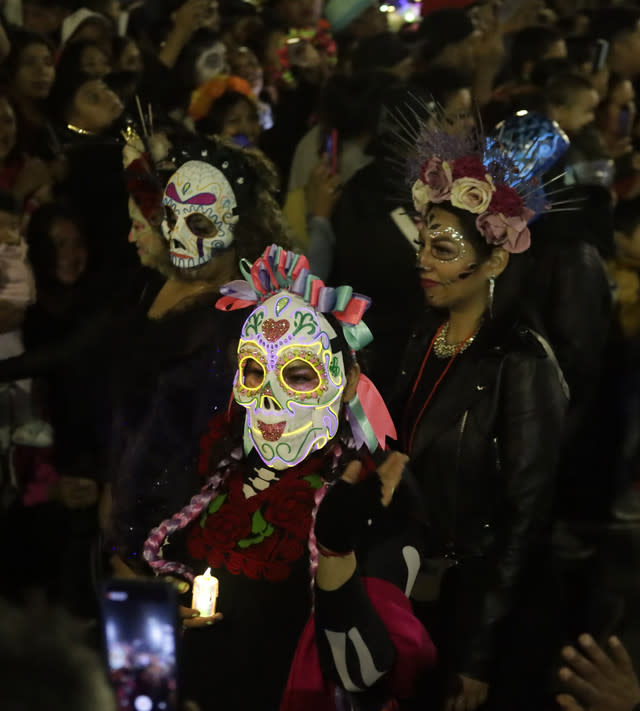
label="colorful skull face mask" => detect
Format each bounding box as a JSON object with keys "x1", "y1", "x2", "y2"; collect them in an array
[
  {"x1": 233, "y1": 293, "x2": 347, "y2": 470},
  {"x1": 162, "y1": 160, "x2": 239, "y2": 269}
]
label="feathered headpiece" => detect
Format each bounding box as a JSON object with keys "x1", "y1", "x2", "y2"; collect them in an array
[
  {"x1": 405, "y1": 109, "x2": 570, "y2": 254},
  {"x1": 217, "y1": 244, "x2": 396, "y2": 453}
]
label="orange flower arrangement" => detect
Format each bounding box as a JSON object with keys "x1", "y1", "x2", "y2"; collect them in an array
[{"x1": 189, "y1": 75, "x2": 255, "y2": 121}]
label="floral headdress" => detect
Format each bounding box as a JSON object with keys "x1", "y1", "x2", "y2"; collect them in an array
[
  {"x1": 189, "y1": 75, "x2": 255, "y2": 122},
  {"x1": 408, "y1": 112, "x2": 570, "y2": 254},
  {"x1": 270, "y1": 20, "x2": 337, "y2": 88}
]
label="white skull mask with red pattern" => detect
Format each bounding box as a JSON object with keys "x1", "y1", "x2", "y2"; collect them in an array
[{"x1": 161, "y1": 160, "x2": 239, "y2": 269}]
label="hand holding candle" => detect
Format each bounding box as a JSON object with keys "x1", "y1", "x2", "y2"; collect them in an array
[
  {"x1": 178, "y1": 568, "x2": 223, "y2": 628},
  {"x1": 191, "y1": 567, "x2": 219, "y2": 618}
]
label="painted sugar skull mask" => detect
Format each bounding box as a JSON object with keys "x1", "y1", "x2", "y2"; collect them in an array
[
  {"x1": 233, "y1": 293, "x2": 347, "y2": 470},
  {"x1": 162, "y1": 160, "x2": 239, "y2": 269}
]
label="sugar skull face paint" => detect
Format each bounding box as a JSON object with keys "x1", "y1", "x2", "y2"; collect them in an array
[
  {"x1": 161, "y1": 160, "x2": 238, "y2": 269},
  {"x1": 233, "y1": 293, "x2": 346, "y2": 470}
]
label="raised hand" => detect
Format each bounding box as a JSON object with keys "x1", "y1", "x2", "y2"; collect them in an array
[{"x1": 557, "y1": 635, "x2": 640, "y2": 711}]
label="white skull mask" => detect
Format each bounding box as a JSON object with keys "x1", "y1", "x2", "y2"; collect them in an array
[
  {"x1": 233, "y1": 293, "x2": 347, "y2": 470},
  {"x1": 162, "y1": 160, "x2": 239, "y2": 269}
]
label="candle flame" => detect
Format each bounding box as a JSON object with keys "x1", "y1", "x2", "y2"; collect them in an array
[{"x1": 204, "y1": 567, "x2": 212, "y2": 577}]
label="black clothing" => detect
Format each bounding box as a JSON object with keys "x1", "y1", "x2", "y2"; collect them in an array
[
  {"x1": 527, "y1": 211, "x2": 614, "y2": 518},
  {"x1": 161, "y1": 450, "x2": 428, "y2": 711},
  {"x1": 526, "y1": 227, "x2": 612, "y2": 440},
  {"x1": 396, "y1": 313, "x2": 568, "y2": 706},
  {"x1": 330, "y1": 159, "x2": 424, "y2": 399},
  {"x1": 110, "y1": 293, "x2": 242, "y2": 566},
  {"x1": 7, "y1": 268, "x2": 164, "y2": 474},
  {"x1": 262, "y1": 80, "x2": 320, "y2": 191},
  {"x1": 57, "y1": 129, "x2": 135, "y2": 280}
]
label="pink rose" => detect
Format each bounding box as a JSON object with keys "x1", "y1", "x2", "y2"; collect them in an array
[
  {"x1": 450, "y1": 176, "x2": 495, "y2": 214},
  {"x1": 412, "y1": 158, "x2": 453, "y2": 213},
  {"x1": 475, "y1": 208, "x2": 535, "y2": 254},
  {"x1": 419, "y1": 158, "x2": 453, "y2": 202}
]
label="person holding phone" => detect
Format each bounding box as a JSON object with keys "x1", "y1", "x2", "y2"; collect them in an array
[
  {"x1": 598, "y1": 74, "x2": 637, "y2": 159},
  {"x1": 142, "y1": 246, "x2": 436, "y2": 710}
]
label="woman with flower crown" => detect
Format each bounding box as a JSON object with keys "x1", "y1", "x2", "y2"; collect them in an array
[{"x1": 395, "y1": 124, "x2": 570, "y2": 711}]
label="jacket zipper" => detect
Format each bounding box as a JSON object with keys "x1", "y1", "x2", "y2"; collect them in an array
[
  {"x1": 449, "y1": 409, "x2": 469, "y2": 557},
  {"x1": 493, "y1": 436, "x2": 502, "y2": 474}
]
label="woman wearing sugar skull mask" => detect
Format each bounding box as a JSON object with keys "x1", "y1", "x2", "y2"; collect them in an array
[
  {"x1": 142, "y1": 245, "x2": 436, "y2": 710},
  {"x1": 395, "y1": 128, "x2": 569, "y2": 711},
  {"x1": 107, "y1": 138, "x2": 289, "y2": 577}
]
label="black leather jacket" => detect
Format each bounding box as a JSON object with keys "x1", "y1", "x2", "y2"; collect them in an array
[{"x1": 394, "y1": 314, "x2": 568, "y2": 682}]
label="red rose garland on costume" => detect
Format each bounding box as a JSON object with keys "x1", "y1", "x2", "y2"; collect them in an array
[{"x1": 184, "y1": 451, "x2": 323, "y2": 582}]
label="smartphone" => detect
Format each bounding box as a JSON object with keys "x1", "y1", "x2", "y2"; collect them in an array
[
  {"x1": 100, "y1": 579, "x2": 181, "y2": 711},
  {"x1": 324, "y1": 129, "x2": 338, "y2": 175},
  {"x1": 591, "y1": 38, "x2": 609, "y2": 74},
  {"x1": 618, "y1": 106, "x2": 633, "y2": 139},
  {"x1": 231, "y1": 133, "x2": 252, "y2": 148}
]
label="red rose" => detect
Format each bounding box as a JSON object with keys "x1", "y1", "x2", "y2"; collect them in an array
[
  {"x1": 198, "y1": 413, "x2": 231, "y2": 477},
  {"x1": 243, "y1": 557, "x2": 266, "y2": 579},
  {"x1": 264, "y1": 561, "x2": 291, "y2": 582},
  {"x1": 201, "y1": 505, "x2": 252, "y2": 551},
  {"x1": 489, "y1": 185, "x2": 524, "y2": 217},
  {"x1": 206, "y1": 548, "x2": 225, "y2": 570},
  {"x1": 263, "y1": 480, "x2": 315, "y2": 537},
  {"x1": 241, "y1": 531, "x2": 280, "y2": 561},
  {"x1": 186, "y1": 531, "x2": 207, "y2": 561},
  {"x1": 452, "y1": 155, "x2": 487, "y2": 181},
  {"x1": 276, "y1": 535, "x2": 305, "y2": 563},
  {"x1": 226, "y1": 551, "x2": 244, "y2": 575}
]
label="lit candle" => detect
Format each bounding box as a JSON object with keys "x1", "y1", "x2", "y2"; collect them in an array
[{"x1": 191, "y1": 567, "x2": 219, "y2": 617}]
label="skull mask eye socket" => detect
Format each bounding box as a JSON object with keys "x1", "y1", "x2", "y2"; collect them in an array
[
  {"x1": 281, "y1": 359, "x2": 321, "y2": 393},
  {"x1": 164, "y1": 205, "x2": 177, "y2": 230},
  {"x1": 241, "y1": 357, "x2": 265, "y2": 389},
  {"x1": 186, "y1": 213, "x2": 217, "y2": 238}
]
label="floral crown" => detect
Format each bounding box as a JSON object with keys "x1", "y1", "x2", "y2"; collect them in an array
[
  {"x1": 271, "y1": 20, "x2": 337, "y2": 88},
  {"x1": 216, "y1": 244, "x2": 373, "y2": 352},
  {"x1": 408, "y1": 117, "x2": 567, "y2": 254},
  {"x1": 189, "y1": 75, "x2": 255, "y2": 122}
]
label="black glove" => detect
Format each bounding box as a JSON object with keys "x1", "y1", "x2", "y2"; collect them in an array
[{"x1": 314, "y1": 473, "x2": 384, "y2": 554}]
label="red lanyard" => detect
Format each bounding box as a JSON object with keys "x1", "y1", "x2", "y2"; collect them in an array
[{"x1": 404, "y1": 323, "x2": 475, "y2": 454}]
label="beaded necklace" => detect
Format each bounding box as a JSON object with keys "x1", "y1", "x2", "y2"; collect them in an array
[
  {"x1": 405, "y1": 322, "x2": 477, "y2": 453},
  {"x1": 433, "y1": 320, "x2": 480, "y2": 358}
]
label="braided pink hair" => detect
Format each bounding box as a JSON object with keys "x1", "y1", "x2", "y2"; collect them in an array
[{"x1": 142, "y1": 449, "x2": 241, "y2": 582}]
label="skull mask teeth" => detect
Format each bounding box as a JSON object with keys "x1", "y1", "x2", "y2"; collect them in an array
[{"x1": 161, "y1": 160, "x2": 239, "y2": 269}]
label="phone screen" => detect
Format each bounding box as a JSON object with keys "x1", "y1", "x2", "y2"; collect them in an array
[
  {"x1": 101, "y1": 580, "x2": 180, "y2": 711},
  {"x1": 618, "y1": 107, "x2": 632, "y2": 138},
  {"x1": 286, "y1": 37, "x2": 307, "y2": 65},
  {"x1": 592, "y1": 39, "x2": 609, "y2": 74},
  {"x1": 324, "y1": 129, "x2": 338, "y2": 175}
]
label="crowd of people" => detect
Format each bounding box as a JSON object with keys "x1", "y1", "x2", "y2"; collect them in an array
[{"x1": 1, "y1": 0, "x2": 640, "y2": 709}]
